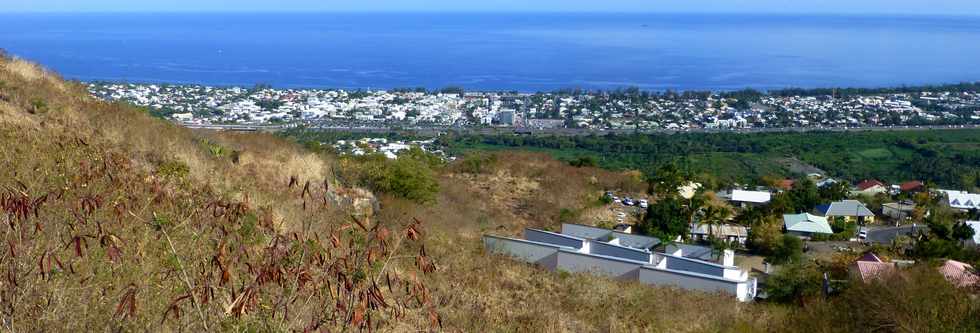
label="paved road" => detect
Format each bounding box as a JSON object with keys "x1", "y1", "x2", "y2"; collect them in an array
[
  {"x1": 180, "y1": 121, "x2": 980, "y2": 135},
  {"x1": 866, "y1": 225, "x2": 928, "y2": 244}
]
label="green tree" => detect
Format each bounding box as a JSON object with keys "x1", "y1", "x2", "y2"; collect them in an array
[
  {"x1": 639, "y1": 196, "x2": 690, "y2": 240},
  {"x1": 747, "y1": 216, "x2": 783, "y2": 256},
  {"x1": 952, "y1": 222, "x2": 976, "y2": 242},
  {"x1": 702, "y1": 205, "x2": 733, "y2": 242},
  {"x1": 648, "y1": 163, "x2": 686, "y2": 198},
  {"x1": 789, "y1": 178, "x2": 820, "y2": 212},
  {"x1": 768, "y1": 235, "x2": 804, "y2": 265},
  {"x1": 765, "y1": 261, "x2": 824, "y2": 305}
]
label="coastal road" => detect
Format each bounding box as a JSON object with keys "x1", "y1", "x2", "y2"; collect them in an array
[
  {"x1": 866, "y1": 225, "x2": 928, "y2": 244},
  {"x1": 182, "y1": 121, "x2": 980, "y2": 135}
]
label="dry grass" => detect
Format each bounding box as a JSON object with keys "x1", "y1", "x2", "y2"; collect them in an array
[
  {"x1": 0, "y1": 56, "x2": 443, "y2": 331},
  {"x1": 368, "y1": 151, "x2": 791, "y2": 332}
]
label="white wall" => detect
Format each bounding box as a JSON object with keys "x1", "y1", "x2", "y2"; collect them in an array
[{"x1": 639, "y1": 266, "x2": 753, "y2": 302}]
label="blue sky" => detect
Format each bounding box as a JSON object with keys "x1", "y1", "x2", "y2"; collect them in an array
[{"x1": 4, "y1": 0, "x2": 980, "y2": 15}]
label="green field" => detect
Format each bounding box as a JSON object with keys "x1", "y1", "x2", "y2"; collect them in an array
[{"x1": 435, "y1": 129, "x2": 980, "y2": 189}]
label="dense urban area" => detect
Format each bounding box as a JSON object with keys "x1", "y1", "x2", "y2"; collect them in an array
[{"x1": 87, "y1": 82, "x2": 980, "y2": 130}]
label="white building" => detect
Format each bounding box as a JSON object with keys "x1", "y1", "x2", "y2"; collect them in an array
[{"x1": 483, "y1": 223, "x2": 757, "y2": 302}]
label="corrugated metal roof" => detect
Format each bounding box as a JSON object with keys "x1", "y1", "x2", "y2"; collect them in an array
[
  {"x1": 783, "y1": 213, "x2": 833, "y2": 234},
  {"x1": 939, "y1": 260, "x2": 979, "y2": 288},
  {"x1": 730, "y1": 190, "x2": 771, "y2": 204},
  {"x1": 690, "y1": 223, "x2": 749, "y2": 237},
  {"x1": 854, "y1": 261, "x2": 896, "y2": 282},
  {"x1": 819, "y1": 200, "x2": 875, "y2": 217}
]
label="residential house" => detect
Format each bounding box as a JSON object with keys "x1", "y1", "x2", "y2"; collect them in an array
[
  {"x1": 938, "y1": 260, "x2": 979, "y2": 288},
  {"x1": 783, "y1": 213, "x2": 834, "y2": 239},
  {"x1": 852, "y1": 179, "x2": 888, "y2": 196},
  {"x1": 817, "y1": 200, "x2": 876, "y2": 224},
  {"x1": 483, "y1": 223, "x2": 757, "y2": 302},
  {"x1": 721, "y1": 189, "x2": 771, "y2": 209},
  {"x1": 899, "y1": 181, "x2": 925, "y2": 193},
  {"x1": 816, "y1": 178, "x2": 839, "y2": 188},
  {"x1": 689, "y1": 223, "x2": 749, "y2": 245},
  {"x1": 849, "y1": 252, "x2": 896, "y2": 283},
  {"x1": 940, "y1": 190, "x2": 980, "y2": 211},
  {"x1": 882, "y1": 201, "x2": 917, "y2": 222},
  {"x1": 774, "y1": 179, "x2": 795, "y2": 192}
]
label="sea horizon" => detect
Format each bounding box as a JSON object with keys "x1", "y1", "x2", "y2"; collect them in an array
[{"x1": 4, "y1": 12, "x2": 980, "y2": 92}]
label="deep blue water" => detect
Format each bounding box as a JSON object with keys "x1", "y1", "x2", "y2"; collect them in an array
[{"x1": 2, "y1": 13, "x2": 980, "y2": 91}]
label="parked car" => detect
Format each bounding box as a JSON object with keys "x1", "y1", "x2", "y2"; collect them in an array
[
  {"x1": 623, "y1": 198, "x2": 635, "y2": 206},
  {"x1": 858, "y1": 229, "x2": 868, "y2": 240},
  {"x1": 638, "y1": 199, "x2": 649, "y2": 208}
]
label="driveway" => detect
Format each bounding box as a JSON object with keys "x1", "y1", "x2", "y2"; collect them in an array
[{"x1": 866, "y1": 225, "x2": 928, "y2": 244}]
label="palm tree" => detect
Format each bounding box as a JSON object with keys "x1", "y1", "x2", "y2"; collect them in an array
[{"x1": 702, "y1": 205, "x2": 734, "y2": 246}]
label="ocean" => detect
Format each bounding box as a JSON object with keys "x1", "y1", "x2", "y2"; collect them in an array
[{"x1": 2, "y1": 13, "x2": 980, "y2": 92}]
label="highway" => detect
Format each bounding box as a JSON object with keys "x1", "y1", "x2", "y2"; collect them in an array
[{"x1": 179, "y1": 121, "x2": 980, "y2": 136}]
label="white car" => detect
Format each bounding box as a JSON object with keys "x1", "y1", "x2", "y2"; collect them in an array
[
  {"x1": 858, "y1": 230, "x2": 868, "y2": 240},
  {"x1": 638, "y1": 200, "x2": 649, "y2": 208}
]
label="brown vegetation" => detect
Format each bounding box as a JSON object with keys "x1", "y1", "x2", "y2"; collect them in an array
[
  {"x1": 4, "y1": 54, "x2": 978, "y2": 332},
  {"x1": 0, "y1": 54, "x2": 440, "y2": 331}
]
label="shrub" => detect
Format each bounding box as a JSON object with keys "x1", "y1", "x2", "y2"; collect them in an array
[
  {"x1": 457, "y1": 151, "x2": 497, "y2": 174},
  {"x1": 200, "y1": 138, "x2": 226, "y2": 157},
  {"x1": 157, "y1": 160, "x2": 190, "y2": 179},
  {"x1": 785, "y1": 265, "x2": 980, "y2": 332},
  {"x1": 765, "y1": 261, "x2": 824, "y2": 304},
  {"x1": 768, "y1": 234, "x2": 803, "y2": 265},
  {"x1": 569, "y1": 155, "x2": 598, "y2": 168},
  {"x1": 348, "y1": 152, "x2": 440, "y2": 204}
]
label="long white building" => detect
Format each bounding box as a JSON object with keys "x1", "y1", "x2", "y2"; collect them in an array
[{"x1": 483, "y1": 223, "x2": 758, "y2": 302}]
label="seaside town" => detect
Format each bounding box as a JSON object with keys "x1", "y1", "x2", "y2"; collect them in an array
[{"x1": 87, "y1": 82, "x2": 980, "y2": 130}]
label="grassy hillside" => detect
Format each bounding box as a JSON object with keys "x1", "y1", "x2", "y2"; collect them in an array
[
  {"x1": 0, "y1": 55, "x2": 442, "y2": 331},
  {"x1": 4, "y1": 55, "x2": 978, "y2": 332}
]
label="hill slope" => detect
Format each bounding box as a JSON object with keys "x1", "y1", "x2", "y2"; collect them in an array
[{"x1": 0, "y1": 55, "x2": 441, "y2": 331}]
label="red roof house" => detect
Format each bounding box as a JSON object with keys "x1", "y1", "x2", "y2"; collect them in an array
[
  {"x1": 850, "y1": 252, "x2": 896, "y2": 283},
  {"x1": 856, "y1": 179, "x2": 887, "y2": 191},
  {"x1": 939, "y1": 260, "x2": 979, "y2": 288},
  {"x1": 899, "y1": 181, "x2": 924, "y2": 193}
]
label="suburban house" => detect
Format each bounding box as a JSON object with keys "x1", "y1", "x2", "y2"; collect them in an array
[
  {"x1": 774, "y1": 179, "x2": 795, "y2": 191},
  {"x1": 817, "y1": 200, "x2": 876, "y2": 224},
  {"x1": 899, "y1": 181, "x2": 925, "y2": 193},
  {"x1": 783, "y1": 213, "x2": 834, "y2": 239},
  {"x1": 849, "y1": 252, "x2": 896, "y2": 283},
  {"x1": 816, "y1": 178, "x2": 839, "y2": 188},
  {"x1": 882, "y1": 201, "x2": 917, "y2": 222},
  {"x1": 852, "y1": 179, "x2": 888, "y2": 196},
  {"x1": 940, "y1": 190, "x2": 980, "y2": 211},
  {"x1": 938, "y1": 260, "x2": 979, "y2": 288},
  {"x1": 483, "y1": 223, "x2": 758, "y2": 302},
  {"x1": 720, "y1": 189, "x2": 771, "y2": 208},
  {"x1": 689, "y1": 223, "x2": 750, "y2": 245}
]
